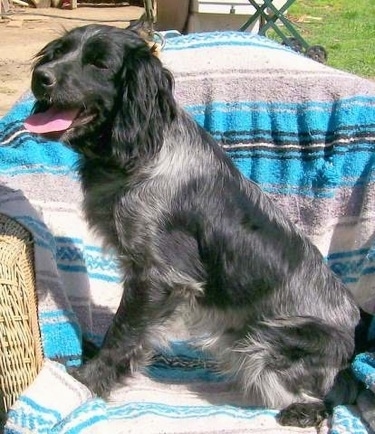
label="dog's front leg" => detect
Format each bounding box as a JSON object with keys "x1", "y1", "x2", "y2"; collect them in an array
[{"x1": 72, "y1": 277, "x2": 162, "y2": 397}]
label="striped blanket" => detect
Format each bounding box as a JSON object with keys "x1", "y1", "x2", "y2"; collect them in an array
[{"x1": 0, "y1": 31, "x2": 374, "y2": 434}]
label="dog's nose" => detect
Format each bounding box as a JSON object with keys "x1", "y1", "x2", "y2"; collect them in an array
[
  {"x1": 34, "y1": 68, "x2": 56, "y2": 88},
  {"x1": 32, "y1": 67, "x2": 57, "y2": 99}
]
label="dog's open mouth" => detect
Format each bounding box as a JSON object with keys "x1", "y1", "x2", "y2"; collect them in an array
[{"x1": 24, "y1": 106, "x2": 95, "y2": 136}]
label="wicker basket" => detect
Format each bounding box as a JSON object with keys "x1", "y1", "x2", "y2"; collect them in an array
[{"x1": 0, "y1": 214, "x2": 43, "y2": 413}]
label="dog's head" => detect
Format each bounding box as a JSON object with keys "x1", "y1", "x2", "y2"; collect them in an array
[{"x1": 25, "y1": 23, "x2": 177, "y2": 162}]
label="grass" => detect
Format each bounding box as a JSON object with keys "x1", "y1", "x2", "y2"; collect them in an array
[{"x1": 268, "y1": 0, "x2": 375, "y2": 78}]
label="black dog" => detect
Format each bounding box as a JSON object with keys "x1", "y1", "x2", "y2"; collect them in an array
[{"x1": 25, "y1": 23, "x2": 360, "y2": 428}]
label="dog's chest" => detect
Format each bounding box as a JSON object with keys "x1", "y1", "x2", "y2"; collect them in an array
[
  {"x1": 80, "y1": 164, "x2": 168, "y2": 251},
  {"x1": 81, "y1": 167, "x2": 129, "y2": 243}
]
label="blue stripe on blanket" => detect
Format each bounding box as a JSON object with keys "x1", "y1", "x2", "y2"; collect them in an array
[
  {"x1": 0, "y1": 136, "x2": 78, "y2": 176},
  {"x1": 39, "y1": 310, "x2": 82, "y2": 365},
  {"x1": 187, "y1": 97, "x2": 375, "y2": 136},
  {"x1": 328, "y1": 249, "x2": 374, "y2": 260},
  {"x1": 55, "y1": 237, "x2": 122, "y2": 283},
  {"x1": 50, "y1": 399, "x2": 107, "y2": 434},
  {"x1": 18, "y1": 396, "x2": 61, "y2": 419},
  {"x1": 164, "y1": 31, "x2": 297, "y2": 54},
  {"x1": 328, "y1": 249, "x2": 375, "y2": 283},
  {"x1": 17, "y1": 216, "x2": 57, "y2": 252},
  {"x1": 228, "y1": 153, "x2": 375, "y2": 197},
  {"x1": 352, "y1": 353, "x2": 375, "y2": 389},
  {"x1": 330, "y1": 405, "x2": 371, "y2": 434},
  {"x1": 58, "y1": 264, "x2": 121, "y2": 282},
  {"x1": 108, "y1": 402, "x2": 277, "y2": 420},
  {"x1": 7, "y1": 396, "x2": 62, "y2": 432},
  {"x1": 147, "y1": 362, "x2": 223, "y2": 383},
  {"x1": 342, "y1": 273, "x2": 375, "y2": 286}
]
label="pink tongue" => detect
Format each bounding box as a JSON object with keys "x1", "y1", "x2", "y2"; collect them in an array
[{"x1": 24, "y1": 107, "x2": 80, "y2": 133}]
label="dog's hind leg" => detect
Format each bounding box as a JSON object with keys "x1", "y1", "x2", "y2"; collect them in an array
[{"x1": 212, "y1": 316, "x2": 356, "y2": 428}]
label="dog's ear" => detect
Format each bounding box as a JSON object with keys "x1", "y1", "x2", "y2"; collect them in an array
[{"x1": 112, "y1": 40, "x2": 177, "y2": 166}]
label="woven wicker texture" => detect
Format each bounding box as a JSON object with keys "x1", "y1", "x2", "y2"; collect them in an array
[{"x1": 0, "y1": 214, "x2": 43, "y2": 413}]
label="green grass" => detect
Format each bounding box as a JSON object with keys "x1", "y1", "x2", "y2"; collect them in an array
[{"x1": 268, "y1": 0, "x2": 375, "y2": 78}]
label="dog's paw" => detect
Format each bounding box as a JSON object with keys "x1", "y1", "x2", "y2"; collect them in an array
[
  {"x1": 276, "y1": 402, "x2": 330, "y2": 428},
  {"x1": 68, "y1": 360, "x2": 113, "y2": 398}
]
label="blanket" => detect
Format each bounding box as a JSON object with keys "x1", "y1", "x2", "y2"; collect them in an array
[{"x1": 0, "y1": 31, "x2": 374, "y2": 434}]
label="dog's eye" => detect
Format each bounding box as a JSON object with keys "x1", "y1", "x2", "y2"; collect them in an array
[
  {"x1": 53, "y1": 44, "x2": 66, "y2": 59},
  {"x1": 90, "y1": 59, "x2": 109, "y2": 70},
  {"x1": 53, "y1": 49, "x2": 62, "y2": 60}
]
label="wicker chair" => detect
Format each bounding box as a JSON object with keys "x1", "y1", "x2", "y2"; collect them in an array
[{"x1": 0, "y1": 214, "x2": 43, "y2": 424}]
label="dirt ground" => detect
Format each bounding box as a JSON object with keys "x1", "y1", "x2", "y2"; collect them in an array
[{"x1": 0, "y1": 4, "x2": 144, "y2": 117}]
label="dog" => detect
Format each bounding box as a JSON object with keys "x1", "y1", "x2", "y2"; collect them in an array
[{"x1": 24, "y1": 23, "x2": 360, "y2": 428}]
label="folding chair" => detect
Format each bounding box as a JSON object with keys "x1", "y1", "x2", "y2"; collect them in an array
[
  {"x1": 241, "y1": 0, "x2": 327, "y2": 63},
  {"x1": 1, "y1": 0, "x2": 10, "y2": 18}
]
